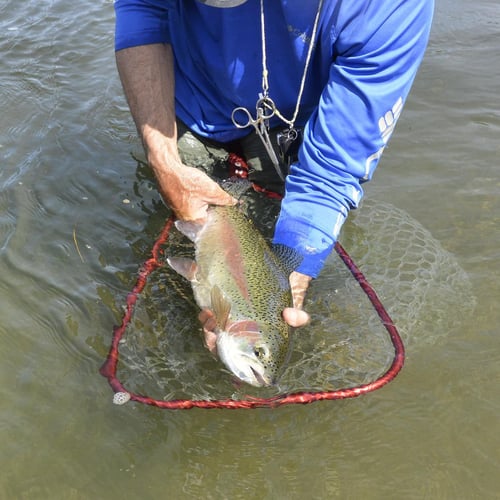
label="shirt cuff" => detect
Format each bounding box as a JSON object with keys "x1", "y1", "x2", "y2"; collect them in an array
[{"x1": 272, "y1": 210, "x2": 346, "y2": 278}]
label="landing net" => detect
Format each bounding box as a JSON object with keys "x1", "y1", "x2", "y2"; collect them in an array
[{"x1": 99, "y1": 215, "x2": 405, "y2": 409}]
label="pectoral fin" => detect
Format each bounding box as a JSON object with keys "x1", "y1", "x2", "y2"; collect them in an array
[
  {"x1": 174, "y1": 220, "x2": 204, "y2": 242},
  {"x1": 167, "y1": 257, "x2": 198, "y2": 281},
  {"x1": 210, "y1": 285, "x2": 231, "y2": 330}
]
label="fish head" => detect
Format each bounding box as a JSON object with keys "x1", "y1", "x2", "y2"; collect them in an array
[{"x1": 216, "y1": 320, "x2": 286, "y2": 387}]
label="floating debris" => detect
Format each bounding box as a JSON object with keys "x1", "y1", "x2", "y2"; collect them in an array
[{"x1": 113, "y1": 391, "x2": 131, "y2": 405}]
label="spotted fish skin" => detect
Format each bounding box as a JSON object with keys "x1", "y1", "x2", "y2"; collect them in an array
[{"x1": 168, "y1": 203, "x2": 293, "y2": 387}]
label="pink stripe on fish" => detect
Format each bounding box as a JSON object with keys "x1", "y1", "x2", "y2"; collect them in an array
[{"x1": 219, "y1": 212, "x2": 250, "y2": 301}]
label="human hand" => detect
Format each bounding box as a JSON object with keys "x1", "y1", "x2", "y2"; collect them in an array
[
  {"x1": 198, "y1": 308, "x2": 218, "y2": 356},
  {"x1": 282, "y1": 271, "x2": 311, "y2": 327},
  {"x1": 155, "y1": 161, "x2": 237, "y2": 222}
]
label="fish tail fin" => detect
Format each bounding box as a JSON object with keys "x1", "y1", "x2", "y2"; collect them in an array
[{"x1": 219, "y1": 177, "x2": 253, "y2": 200}]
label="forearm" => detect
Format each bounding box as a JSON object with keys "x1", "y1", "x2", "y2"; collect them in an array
[
  {"x1": 274, "y1": 0, "x2": 433, "y2": 278},
  {"x1": 116, "y1": 43, "x2": 180, "y2": 170},
  {"x1": 115, "y1": 43, "x2": 236, "y2": 220}
]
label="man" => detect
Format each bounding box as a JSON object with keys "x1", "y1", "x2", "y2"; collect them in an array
[{"x1": 113, "y1": 0, "x2": 434, "y2": 330}]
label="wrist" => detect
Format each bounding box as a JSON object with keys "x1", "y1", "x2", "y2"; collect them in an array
[{"x1": 143, "y1": 126, "x2": 181, "y2": 171}]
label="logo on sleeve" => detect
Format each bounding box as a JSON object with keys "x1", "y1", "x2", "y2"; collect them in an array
[
  {"x1": 363, "y1": 97, "x2": 404, "y2": 180},
  {"x1": 378, "y1": 96, "x2": 403, "y2": 144}
]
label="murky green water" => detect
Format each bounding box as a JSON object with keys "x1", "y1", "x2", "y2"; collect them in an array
[{"x1": 1, "y1": 1, "x2": 499, "y2": 498}]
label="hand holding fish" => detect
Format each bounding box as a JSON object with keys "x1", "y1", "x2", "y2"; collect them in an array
[
  {"x1": 282, "y1": 271, "x2": 311, "y2": 327},
  {"x1": 154, "y1": 160, "x2": 237, "y2": 222},
  {"x1": 198, "y1": 309, "x2": 218, "y2": 355},
  {"x1": 168, "y1": 199, "x2": 311, "y2": 386}
]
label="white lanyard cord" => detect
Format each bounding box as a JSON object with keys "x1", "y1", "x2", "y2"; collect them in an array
[{"x1": 260, "y1": 0, "x2": 324, "y2": 129}]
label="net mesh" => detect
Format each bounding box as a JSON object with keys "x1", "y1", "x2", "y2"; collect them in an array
[{"x1": 112, "y1": 196, "x2": 475, "y2": 400}]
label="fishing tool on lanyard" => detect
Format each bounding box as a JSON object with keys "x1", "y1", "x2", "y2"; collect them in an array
[
  {"x1": 231, "y1": 0, "x2": 324, "y2": 177},
  {"x1": 100, "y1": 195, "x2": 405, "y2": 409},
  {"x1": 231, "y1": 96, "x2": 284, "y2": 181}
]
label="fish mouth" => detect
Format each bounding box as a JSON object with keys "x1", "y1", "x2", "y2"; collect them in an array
[
  {"x1": 229, "y1": 358, "x2": 272, "y2": 387},
  {"x1": 216, "y1": 331, "x2": 273, "y2": 387},
  {"x1": 250, "y1": 366, "x2": 271, "y2": 387}
]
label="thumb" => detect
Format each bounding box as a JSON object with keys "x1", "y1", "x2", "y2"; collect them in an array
[{"x1": 283, "y1": 307, "x2": 310, "y2": 327}]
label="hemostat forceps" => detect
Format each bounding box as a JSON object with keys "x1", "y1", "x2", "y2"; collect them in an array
[{"x1": 231, "y1": 96, "x2": 285, "y2": 181}]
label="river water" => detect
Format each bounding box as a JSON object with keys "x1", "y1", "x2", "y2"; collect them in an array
[{"x1": 1, "y1": 1, "x2": 499, "y2": 498}]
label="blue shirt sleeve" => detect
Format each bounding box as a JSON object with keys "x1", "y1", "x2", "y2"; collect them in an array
[
  {"x1": 273, "y1": 0, "x2": 434, "y2": 277},
  {"x1": 114, "y1": 0, "x2": 171, "y2": 51}
]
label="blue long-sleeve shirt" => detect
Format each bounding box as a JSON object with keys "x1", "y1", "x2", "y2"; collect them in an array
[{"x1": 114, "y1": 0, "x2": 434, "y2": 277}]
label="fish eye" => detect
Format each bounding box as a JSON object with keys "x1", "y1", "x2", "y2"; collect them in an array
[{"x1": 253, "y1": 346, "x2": 268, "y2": 359}]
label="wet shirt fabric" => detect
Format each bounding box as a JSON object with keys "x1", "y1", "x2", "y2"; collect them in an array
[{"x1": 114, "y1": 0, "x2": 434, "y2": 277}]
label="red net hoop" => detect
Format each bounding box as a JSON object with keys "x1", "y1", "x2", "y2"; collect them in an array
[{"x1": 100, "y1": 214, "x2": 405, "y2": 409}]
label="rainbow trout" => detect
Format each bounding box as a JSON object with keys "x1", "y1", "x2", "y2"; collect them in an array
[{"x1": 167, "y1": 201, "x2": 298, "y2": 387}]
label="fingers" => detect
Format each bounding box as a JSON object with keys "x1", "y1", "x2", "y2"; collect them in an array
[
  {"x1": 283, "y1": 307, "x2": 310, "y2": 327},
  {"x1": 198, "y1": 308, "x2": 215, "y2": 328},
  {"x1": 284, "y1": 271, "x2": 312, "y2": 328},
  {"x1": 289, "y1": 271, "x2": 312, "y2": 310},
  {"x1": 198, "y1": 309, "x2": 218, "y2": 356},
  {"x1": 158, "y1": 165, "x2": 237, "y2": 221},
  {"x1": 204, "y1": 179, "x2": 238, "y2": 207}
]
